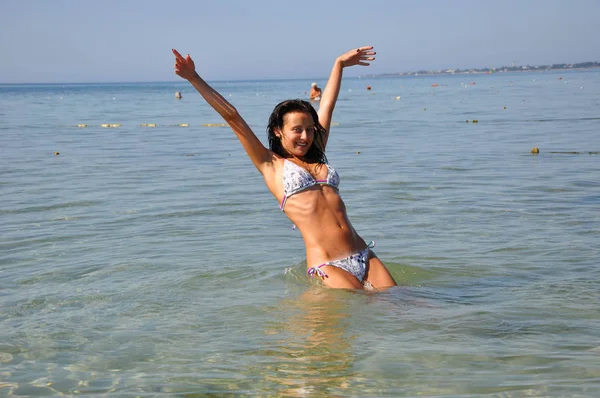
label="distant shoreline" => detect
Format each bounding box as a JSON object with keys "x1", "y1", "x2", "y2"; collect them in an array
[{"x1": 363, "y1": 62, "x2": 600, "y2": 78}]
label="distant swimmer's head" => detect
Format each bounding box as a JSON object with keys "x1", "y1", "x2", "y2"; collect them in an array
[{"x1": 267, "y1": 99, "x2": 327, "y2": 163}]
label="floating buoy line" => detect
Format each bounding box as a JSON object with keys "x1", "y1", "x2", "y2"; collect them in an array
[{"x1": 530, "y1": 147, "x2": 598, "y2": 155}]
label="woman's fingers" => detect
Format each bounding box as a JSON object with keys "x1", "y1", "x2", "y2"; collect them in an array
[
  {"x1": 173, "y1": 50, "x2": 196, "y2": 79},
  {"x1": 172, "y1": 48, "x2": 186, "y2": 62},
  {"x1": 346, "y1": 47, "x2": 375, "y2": 66},
  {"x1": 355, "y1": 47, "x2": 375, "y2": 58},
  {"x1": 354, "y1": 46, "x2": 375, "y2": 66},
  {"x1": 173, "y1": 48, "x2": 196, "y2": 77}
]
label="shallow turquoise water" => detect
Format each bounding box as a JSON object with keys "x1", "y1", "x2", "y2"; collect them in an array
[{"x1": 1, "y1": 70, "x2": 599, "y2": 396}]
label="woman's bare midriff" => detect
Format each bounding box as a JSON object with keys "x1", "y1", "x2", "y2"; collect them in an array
[{"x1": 282, "y1": 186, "x2": 367, "y2": 267}]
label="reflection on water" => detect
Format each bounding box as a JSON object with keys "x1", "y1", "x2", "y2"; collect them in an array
[{"x1": 253, "y1": 288, "x2": 357, "y2": 396}]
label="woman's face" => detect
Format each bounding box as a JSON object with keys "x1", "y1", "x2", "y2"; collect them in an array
[{"x1": 275, "y1": 111, "x2": 316, "y2": 158}]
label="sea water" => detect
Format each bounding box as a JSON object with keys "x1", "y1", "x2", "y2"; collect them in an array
[{"x1": 1, "y1": 70, "x2": 599, "y2": 396}]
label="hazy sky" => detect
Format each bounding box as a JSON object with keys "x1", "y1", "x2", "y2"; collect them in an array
[{"x1": 1, "y1": 0, "x2": 598, "y2": 83}]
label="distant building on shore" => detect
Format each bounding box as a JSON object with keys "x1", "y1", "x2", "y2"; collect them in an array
[{"x1": 361, "y1": 61, "x2": 600, "y2": 78}]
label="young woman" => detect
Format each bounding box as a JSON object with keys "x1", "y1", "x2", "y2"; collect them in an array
[{"x1": 172, "y1": 46, "x2": 397, "y2": 290}]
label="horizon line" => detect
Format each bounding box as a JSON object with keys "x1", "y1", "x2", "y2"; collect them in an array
[{"x1": 2, "y1": 62, "x2": 599, "y2": 85}]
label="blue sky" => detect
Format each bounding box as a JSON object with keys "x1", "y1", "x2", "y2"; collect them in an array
[{"x1": 1, "y1": 0, "x2": 598, "y2": 83}]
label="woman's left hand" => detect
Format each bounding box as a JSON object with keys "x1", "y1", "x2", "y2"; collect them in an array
[{"x1": 338, "y1": 46, "x2": 376, "y2": 68}]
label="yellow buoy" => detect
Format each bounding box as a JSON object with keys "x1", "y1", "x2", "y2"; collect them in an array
[
  {"x1": 141, "y1": 123, "x2": 156, "y2": 127},
  {"x1": 109, "y1": 124, "x2": 121, "y2": 128},
  {"x1": 202, "y1": 123, "x2": 228, "y2": 127},
  {"x1": 53, "y1": 152, "x2": 60, "y2": 156},
  {"x1": 531, "y1": 147, "x2": 540, "y2": 154},
  {"x1": 77, "y1": 124, "x2": 87, "y2": 128},
  {"x1": 179, "y1": 123, "x2": 189, "y2": 127}
]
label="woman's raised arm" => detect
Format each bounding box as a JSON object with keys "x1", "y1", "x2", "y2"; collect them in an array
[
  {"x1": 173, "y1": 49, "x2": 275, "y2": 174},
  {"x1": 318, "y1": 46, "x2": 376, "y2": 148}
]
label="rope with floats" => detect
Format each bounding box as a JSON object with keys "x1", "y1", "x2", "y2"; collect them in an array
[{"x1": 531, "y1": 147, "x2": 599, "y2": 155}]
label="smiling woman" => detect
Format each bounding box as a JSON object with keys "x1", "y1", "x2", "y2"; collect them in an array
[
  {"x1": 267, "y1": 99, "x2": 326, "y2": 164},
  {"x1": 172, "y1": 46, "x2": 396, "y2": 290}
]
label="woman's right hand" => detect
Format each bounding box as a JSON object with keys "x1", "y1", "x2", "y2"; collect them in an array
[{"x1": 172, "y1": 49, "x2": 197, "y2": 80}]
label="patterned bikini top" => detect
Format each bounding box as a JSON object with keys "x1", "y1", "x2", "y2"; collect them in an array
[{"x1": 280, "y1": 159, "x2": 340, "y2": 210}]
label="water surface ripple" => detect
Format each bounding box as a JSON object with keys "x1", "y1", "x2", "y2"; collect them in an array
[{"x1": 1, "y1": 71, "x2": 599, "y2": 396}]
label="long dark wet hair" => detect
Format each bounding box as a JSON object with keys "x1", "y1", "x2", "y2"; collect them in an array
[{"x1": 267, "y1": 99, "x2": 328, "y2": 164}]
